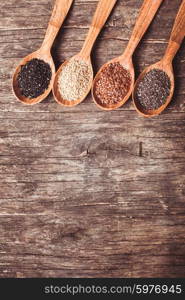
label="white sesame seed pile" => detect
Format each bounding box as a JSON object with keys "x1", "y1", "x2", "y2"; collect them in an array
[{"x1": 58, "y1": 59, "x2": 92, "y2": 101}]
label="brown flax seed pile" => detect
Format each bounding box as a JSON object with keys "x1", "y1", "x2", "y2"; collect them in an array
[{"x1": 94, "y1": 62, "x2": 131, "y2": 105}]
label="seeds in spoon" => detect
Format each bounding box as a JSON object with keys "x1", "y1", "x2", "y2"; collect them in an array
[
  {"x1": 135, "y1": 69, "x2": 171, "y2": 111},
  {"x1": 94, "y1": 62, "x2": 131, "y2": 105},
  {"x1": 58, "y1": 59, "x2": 92, "y2": 101},
  {"x1": 17, "y1": 58, "x2": 52, "y2": 99}
]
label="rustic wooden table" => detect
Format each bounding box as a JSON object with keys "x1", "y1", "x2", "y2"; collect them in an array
[{"x1": 0, "y1": 0, "x2": 185, "y2": 278}]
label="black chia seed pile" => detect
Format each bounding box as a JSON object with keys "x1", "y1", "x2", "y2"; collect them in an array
[
  {"x1": 135, "y1": 69, "x2": 171, "y2": 110},
  {"x1": 17, "y1": 58, "x2": 52, "y2": 98}
]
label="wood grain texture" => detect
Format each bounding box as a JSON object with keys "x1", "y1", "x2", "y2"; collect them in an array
[{"x1": 0, "y1": 0, "x2": 185, "y2": 278}]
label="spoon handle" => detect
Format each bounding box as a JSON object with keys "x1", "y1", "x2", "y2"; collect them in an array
[
  {"x1": 164, "y1": 0, "x2": 185, "y2": 63},
  {"x1": 122, "y1": 0, "x2": 163, "y2": 59},
  {"x1": 80, "y1": 0, "x2": 118, "y2": 60},
  {"x1": 41, "y1": 0, "x2": 74, "y2": 51}
]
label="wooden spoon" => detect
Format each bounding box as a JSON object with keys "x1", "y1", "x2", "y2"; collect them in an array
[
  {"x1": 133, "y1": 0, "x2": 185, "y2": 117},
  {"x1": 12, "y1": 0, "x2": 73, "y2": 105},
  {"x1": 92, "y1": 0, "x2": 164, "y2": 111},
  {"x1": 53, "y1": 0, "x2": 118, "y2": 107}
]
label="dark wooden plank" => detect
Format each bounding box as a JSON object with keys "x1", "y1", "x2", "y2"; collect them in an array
[{"x1": 0, "y1": 0, "x2": 185, "y2": 278}]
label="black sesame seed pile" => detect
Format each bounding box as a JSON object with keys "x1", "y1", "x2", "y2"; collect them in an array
[
  {"x1": 17, "y1": 58, "x2": 52, "y2": 99},
  {"x1": 135, "y1": 69, "x2": 171, "y2": 110}
]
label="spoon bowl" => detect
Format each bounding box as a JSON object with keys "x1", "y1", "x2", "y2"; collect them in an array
[
  {"x1": 92, "y1": 0, "x2": 164, "y2": 111},
  {"x1": 133, "y1": 0, "x2": 185, "y2": 117},
  {"x1": 92, "y1": 56, "x2": 135, "y2": 111},
  {"x1": 53, "y1": 55, "x2": 93, "y2": 107},
  {"x1": 53, "y1": 0, "x2": 118, "y2": 107},
  {"x1": 133, "y1": 60, "x2": 174, "y2": 117},
  {"x1": 12, "y1": 0, "x2": 74, "y2": 105},
  {"x1": 12, "y1": 50, "x2": 55, "y2": 105}
]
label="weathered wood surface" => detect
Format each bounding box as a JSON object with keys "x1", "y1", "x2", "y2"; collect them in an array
[{"x1": 0, "y1": 0, "x2": 185, "y2": 278}]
